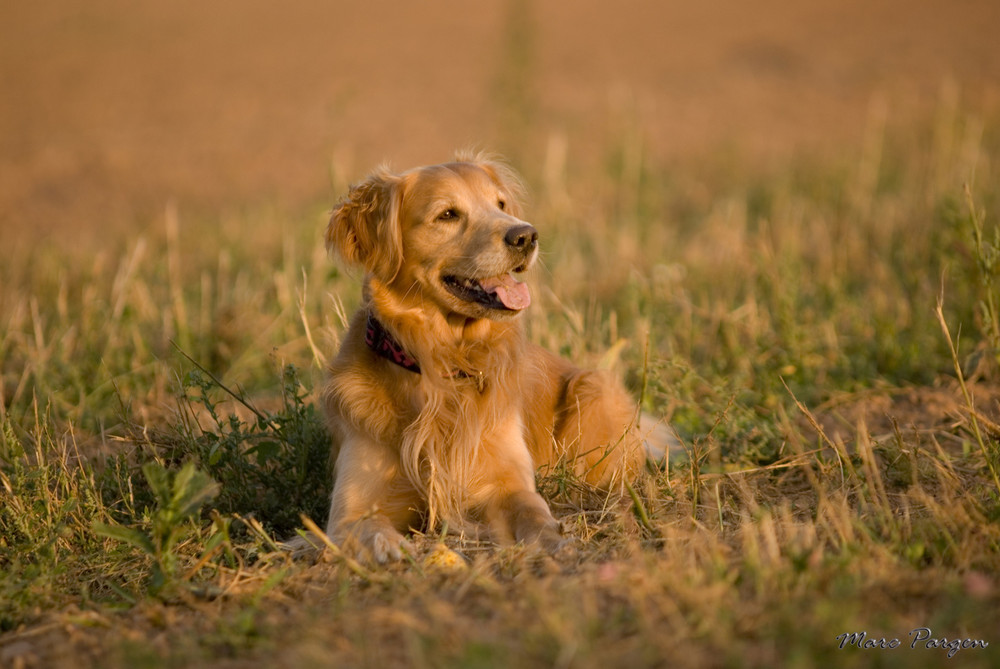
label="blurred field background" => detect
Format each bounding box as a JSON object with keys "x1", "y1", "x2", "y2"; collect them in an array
[
  {"x1": 2, "y1": 1, "x2": 1000, "y2": 667},
  {"x1": 3, "y1": 0, "x2": 998, "y2": 238}
]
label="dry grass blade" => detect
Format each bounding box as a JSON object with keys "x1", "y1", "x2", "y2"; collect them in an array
[
  {"x1": 298, "y1": 268, "x2": 327, "y2": 370},
  {"x1": 298, "y1": 515, "x2": 383, "y2": 582},
  {"x1": 935, "y1": 293, "x2": 1000, "y2": 492}
]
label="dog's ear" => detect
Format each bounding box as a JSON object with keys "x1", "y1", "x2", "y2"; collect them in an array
[{"x1": 326, "y1": 168, "x2": 404, "y2": 280}]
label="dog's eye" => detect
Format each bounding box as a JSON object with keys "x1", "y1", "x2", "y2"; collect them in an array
[
  {"x1": 437, "y1": 208, "x2": 459, "y2": 222},
  {"x1": 498, "y1": 199, "x2": 506, "y2": 211}
]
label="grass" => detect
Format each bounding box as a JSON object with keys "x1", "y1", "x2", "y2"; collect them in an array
[{"x1": 2, "y1": 101, "x2": 1000, "y2": 668}]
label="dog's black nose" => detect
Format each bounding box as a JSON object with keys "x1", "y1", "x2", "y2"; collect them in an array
[{"x1": 504, "y1": 224, "x2": 538, "y2": 250}]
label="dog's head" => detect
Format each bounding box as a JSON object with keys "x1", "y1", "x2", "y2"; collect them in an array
[{"x1": 327, "y1": 154, "x2": 537, "y2": 321}]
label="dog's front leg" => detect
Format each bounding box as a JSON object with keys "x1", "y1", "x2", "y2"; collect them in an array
[
  {"x1": 326, "y1": 429, "x2": 419, "y2": 564},
  {"x1": 480, "y1": 419, "x2": 568, "y2": 554}
]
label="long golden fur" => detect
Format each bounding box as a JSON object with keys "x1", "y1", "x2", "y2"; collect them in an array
[{"x1": 320, "y1": 152, "x2": 651, "y2": 562}]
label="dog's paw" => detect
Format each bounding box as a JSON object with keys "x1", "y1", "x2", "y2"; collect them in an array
[
  {"x1": 336, "y1": 517, "x2": 412, "y2": 565},
  {"x1": 520, "y1": 523, "x2": 578, "y2": 563},
  {"x1": 541, "y1": 532, "x2": 579, "y2": 563},
  {"x1": 368, "y1": 529, "x2": 413, "y2": 564}
]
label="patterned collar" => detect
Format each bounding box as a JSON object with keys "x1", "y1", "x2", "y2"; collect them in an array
[
  {"x1": 363, "y1": 311, "x2": 486, "y2": 391},
  {"x1": 364, "y1": 311, "x2": 421, "y2": 374}
]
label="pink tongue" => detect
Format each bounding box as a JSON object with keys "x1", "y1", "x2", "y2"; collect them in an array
[{"x1": 479, "y1": 274, "x2": 531, "y2": 310}]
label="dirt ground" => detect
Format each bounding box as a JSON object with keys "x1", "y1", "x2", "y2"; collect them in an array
[{"x1": 2, "y1": 0, "x2": 998, "y2": 243}]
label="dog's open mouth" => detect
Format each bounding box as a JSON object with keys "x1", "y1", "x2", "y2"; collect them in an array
[{"x1": 442, "y1": 272, "x2": 531, "y2": 311}]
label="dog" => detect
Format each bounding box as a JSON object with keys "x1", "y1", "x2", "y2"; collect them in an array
[{"x1": 317, "y1": 152, "x2": 666, "y2": 563}]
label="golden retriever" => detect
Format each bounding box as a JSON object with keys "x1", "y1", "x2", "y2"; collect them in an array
[{"x1": 318, "y1": 152, "x2": 660, "y2": 563}]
